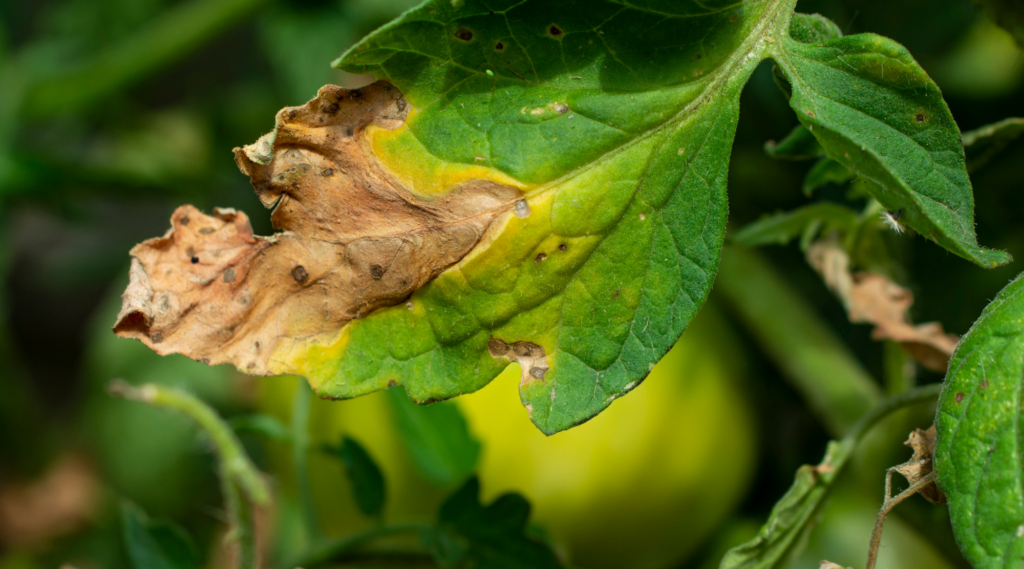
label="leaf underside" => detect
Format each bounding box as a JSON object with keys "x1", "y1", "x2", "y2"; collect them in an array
[
  {"x1": 935, "y1": 272, "x2": 1024, "y2": 568},
  {"x1": 112, "y1": 1, "x2": 1004, "y2": 435}
]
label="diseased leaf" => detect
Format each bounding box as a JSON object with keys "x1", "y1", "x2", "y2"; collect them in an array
[
  {"x1": 121, "y1": 502, "x2": 200, "y2": 569},
  {"x1": 802, "y1": 158, "x2": 853, "y2": 195},
  {"x1": 388, "y1": 386, "x2": 479, "y2": 485},
  {"x1": 324, "y1": 436, "x2": 386, "y2": 517},
  {"x1": 764, "y1": 124, "x2": 824, "y2": 161},
  {"x1": 934, "y1": 272, "x2": 1024, "y2": 568},
  {"x1": 773, "y1": 15, "x2": 1011, "y2": 268},
  {"x1": 962, "y1": 116, "x2": 1024, "y2": 172},
  {"x1": 719, "y1": 440, "x2": 852, "y2": 569},
  {"x1": 731, "y1": 203, "x2": 857, "y2": 249},
  {"x1": 973, "y1": 0, "x2": 1024, "y2": 47},
  {"x1": 425, "y1": 476, "x2": 562, "y2": 569},
  {"x1": 113, "y1": 0, "x2": 799, "y2": 434},
  {"x1": 891, "y1": 426, "x2": 945, "y2": 506}
]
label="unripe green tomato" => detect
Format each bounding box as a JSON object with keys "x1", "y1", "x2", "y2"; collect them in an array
[{"x1": 259, "y1": 305, "x2": 756, "y2": 568}]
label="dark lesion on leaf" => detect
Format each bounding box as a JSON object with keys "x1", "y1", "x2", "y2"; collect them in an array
[
  {"x1": 112, "y1": 81, "x2": 526, "y2": 379},
  {"x1": 454, "y1": 27, "x2": 474, "y2": 41},
  {"x1": 488, "y1": 338, "x2": 549, "y2": 386},
  {"x1": 548, "y1": 24, "x2": 563, "y2": 37}
]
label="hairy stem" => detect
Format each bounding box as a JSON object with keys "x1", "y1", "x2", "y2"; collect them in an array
[
  {"x1": 717, "y1": 246, "x2": 882, "y2": 437},
  {"x1": 866, "y1": 471, "x2": 938, "y2": 569},
  {"x1": 109, "y1": 381, "x2": 270, "y2": 568},
  {"x1": 23, "y1": 0, "x2": 269, "y2": 117},
  {"x1": 292, "y1": 378, "x2": 322, "y2": 541}
]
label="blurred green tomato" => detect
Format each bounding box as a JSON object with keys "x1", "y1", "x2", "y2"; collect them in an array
[{"x1": 259, "y1": 305, "x2": 756, "y2": 569}]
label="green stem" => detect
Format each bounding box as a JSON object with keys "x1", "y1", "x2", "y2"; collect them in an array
[
  {"x1": 22, "y1": 0, "x2": 269, "y2": 117},
  {"x1": 717, "y1": 246, "x2": 882, "y2": 437},
  {"x1": 110, "y1": 381, "x2": 270, "y2": 569},
  {"x1": 285, "y1": 523, "x2": 431, "y2": 569},
  {"x1": 292, "y1": 378, "x2": 322, "y2": 541},
  {"x1": 843, "y1": 382, "x2": 942, "y2": 444}
]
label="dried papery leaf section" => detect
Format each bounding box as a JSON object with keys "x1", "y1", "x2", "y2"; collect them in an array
[{"x1": 114, "y1": 81, "x2": 521, "y2": 376}]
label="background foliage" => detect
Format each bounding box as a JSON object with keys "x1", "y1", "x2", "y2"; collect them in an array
[{"x1": 0, "y1": 0, "x2": 1021, "y2": 568}]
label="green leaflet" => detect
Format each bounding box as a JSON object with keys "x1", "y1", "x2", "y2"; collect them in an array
[
  {"x1": 387, "y1": 387, "x2": 480, "y2": 485},
  {"x1": 934, "y1": 272, "x2": 1024, "y2": 569},
  {"x1": 962, "y1": 117, "x2": 1024, "y2": 172},
  {"x1": 121, "y1": 502, "x2": 201, "y2": 569},
  {"x1": 324, "y1": 0, "x2": 797, "y2": 434},
  {"x1": 323, "y1": 436, "x2": 387, "y2": 517},
  {"x1": 719, "y1": 441, "x2": 852, "y2": 569},
  {"x1": 425, "y1": 476, "x2": 563, "y2": 569},
  {"x1": 771, "y1": 15, "x2": 1011, "y2": 268},
  {"x1": 802, "y1": 158, "x2": 854, "y2": 195},
  {"x1": 764, "y1": 124, "x2": 824, "y2": 161},
  {"x1": 731, "y1": 203, "x2": 858, "y2": 249}
]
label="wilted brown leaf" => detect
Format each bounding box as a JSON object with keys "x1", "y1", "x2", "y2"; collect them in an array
[
  {"x1": 819, "y1": 562, "x2": 850, "y2": 569},
  {"x1": 892, "y1": 425, "x2": 946, "y2": 505},
  {"x1": 806, "y1": 240, "x2": 958, "y2": 372},
  {"x1": 0, "y1": 455, "x2": 99, "y2": 548},
  {"x1": 113, "y1": 81, "x2": 521, "y2": 376}
]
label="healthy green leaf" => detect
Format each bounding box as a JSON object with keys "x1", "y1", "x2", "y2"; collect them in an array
[
  {"x1": 772, "y1": 14, "x2": 1011, "y2": 268},
  {"x1": 324, "y1": 436, "x2": 386, "y2": 517},
  {"x1": 121, "y1": 502, "x2": 201, "y2": 569},
  {"x1": 388, "y1": 387, "x2": 480, "y2": 485},
  {"x1": 962, "y1": 116, "x2": 1024, "y2": 172},
  {"x1": 973, "y1": 0, "x2": 1024, "y2": 47},
  {"x1": 731, "y1": 203, "x2": 858, "y2": 249},
  {"x1": 719, "y1": 441, "x2": 852, "y2": 569},
  {"x1": 803, "y1": 158, "x2": 854, "y2": 195},
  {"x1": 934, "y1": 272, "x2": 1024, "y2": 568},
  {"x1": 425, "y1": 476, "x2": 562, "y2": 569},
  {"x1": 764, "y1": 124, "x2": 824, "y2": 161}
]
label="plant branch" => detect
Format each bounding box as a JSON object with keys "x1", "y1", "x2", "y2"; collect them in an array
[
  {"x1": 285, "y1": 522, "x2": 431, "y2": 569},
  {"x1": 109, "y1": 381, "x2": 270, "y2": 569},
  {"x1": 292, "y1": 378, "x2": 322, "y2": 541},
  {"x1": 717, "y1": 245, "x2": 882, "y2": 437},
  {"x1": 866, "y1": 471, "x2": 938, "y2": 569}
]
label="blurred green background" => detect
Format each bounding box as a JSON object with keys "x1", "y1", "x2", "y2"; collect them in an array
[{"x1": 0, "y1": 0, "x2": 1021, "y2": 568}]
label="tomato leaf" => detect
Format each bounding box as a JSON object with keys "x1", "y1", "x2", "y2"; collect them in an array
[
  {"x1": 121, "y1": 502, "x2": 200, "y2": 569},
  {"x1": 388, "y1": 387, "x2": 480, "y2": 485},
  {"x1": 425, "y1": 476, "x2": 562, "y2": 569},
  {"x1": 962, "y1": 117, "x2": 1024, "y2": 172},
  {"x1": 323, "y1": 436, "x2": 386, "y2": 517},
  {"x1": 772, "y1": 14, "x2": 1011, "y2": 268},
  {"x1": 764, "y1": 124, "x2": 824, "y2": 161},
  {"x1": 802, "y1": 158, "x2": 854, "y2": 196},
  {"x1": 112, "y1": 1, "x2": 1002, "y2": 434},
  {"x1": 719, "y1": 441, "x2": 852, "y2": 569},
  {"x1": 934, "y1": 272, "x2": 1024, "y2": 568},
  {"x1": 731, "y1": 203, "x2": 858, "y2": 249}
]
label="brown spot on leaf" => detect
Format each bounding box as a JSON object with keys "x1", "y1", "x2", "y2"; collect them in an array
[
  {"x1": 955, "y1": 392, "x2": 964, "y2": 403},
  {"x1": 806, "y1": 110, "x2": 816, "y2": 118},
  {"x1": 548, "y1": 24, "x2": 563, "y2": 37},
  {"x1": 369, "y1": 264, "x2": 385, "y2": 280},
  {"x1": 179, "y1": 215, "x2": 190, "y2": 226},
  {"x1": 199, "y1": 227, "x2": 215, "y2": 235},
  {"x1": 915, "y1": 113, "x2": 926, "y2": 123},
  {"x1": 223, "y1": 268, "x2": 236, "y2": 283},
  {"x1": 112, "y1": 81, "x2": 521, "y2": 376},
  {"x1": 981, "y1": 379, "x2": 988, "y2": 389},
  {"x1": 455, "y1": 27, "x2": 473, "y2": 41},
  {"x1": 489, "y1": 339, "x2": 549, "y2": 385},
  {"x1": 495, "y1": 41, "x2": 505, "y2": 51},
  {"x1": 534, "y1": 253, "x2": 547, "y2": 262},
  {"x1": 558, "y1": 243, "x2": 567, "y2": 252}
]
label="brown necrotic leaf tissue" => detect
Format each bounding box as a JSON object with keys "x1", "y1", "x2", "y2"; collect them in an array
[{"x1": 113, "y1": 82, "x2": 519, "y2": 376}]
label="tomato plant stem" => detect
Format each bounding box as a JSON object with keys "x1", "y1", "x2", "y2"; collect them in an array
[{"x1": 292, "y1": 377, "x2": 322, "y2": 541}]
